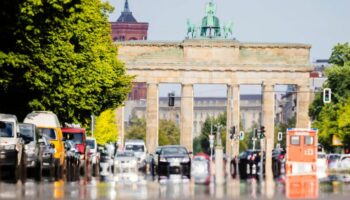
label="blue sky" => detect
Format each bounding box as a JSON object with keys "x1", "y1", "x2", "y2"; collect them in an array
[{"x1": 108, "y1": 0, "x2": 350, "y2": 96}]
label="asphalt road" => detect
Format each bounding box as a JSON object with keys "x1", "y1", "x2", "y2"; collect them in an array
[{"x1": 0, "y1": 173, "x2": 350, "y2": 199}]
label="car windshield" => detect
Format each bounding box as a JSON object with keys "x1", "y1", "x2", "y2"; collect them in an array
[
  {"x1": 117, "y1": 151, "x2": 135, "y2": 157},
  {"x1": 86, "y1": 139, "x2": 95, "y2": 149},
  {"x1": 64, "y1": 132, "x2": 83, "y2": 144},
  {"x1": 0, "y1": 121, "x2": 14, "y2": 138},
  {"x1": 125, "y1": 144, "x2": 144, "y2": 152},
  {"x1": 318, "y1": 154, "x2": 326, "y2": 159},
  {"x1": 328, "y1": 154, "x2": 340, "y2": 160},
  {"x1": 161, "y1": 147, "x2": 187, "y2": 155},
  {"x1": 19, "y1": 124, "x2": 34, "y2": 140},
  {"x1": 37, "y1": 128, "x2": 57, "y2": 140}
]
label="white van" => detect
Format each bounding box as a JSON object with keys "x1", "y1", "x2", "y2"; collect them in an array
[
  {"x1": 124, "y1": 139, "x2": 147, "y2": 170},
  {"x1": 0, "y1": 114, "x2": 25, "y2": 181}
]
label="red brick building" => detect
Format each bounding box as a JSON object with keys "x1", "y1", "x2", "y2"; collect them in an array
[{"x1": 110, "y1": 0, "x2": 148, "y2": 41}]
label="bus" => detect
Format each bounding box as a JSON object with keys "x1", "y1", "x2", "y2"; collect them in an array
[{"x1": 285, "y1": 128, "x2": 319, "y2": 199}]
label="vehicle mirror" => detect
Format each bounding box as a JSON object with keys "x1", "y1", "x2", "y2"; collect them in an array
[
  {"x1": 188, "y1": 151, "x2": 193, "y2": 155},
  {"x1": 0, "y1": 122, "x2": 6, "y2": 129}
]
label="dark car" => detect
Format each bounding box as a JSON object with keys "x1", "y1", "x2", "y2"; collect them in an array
[
  {"x1": 156, "y1": 145, "x2": 191, "y2": 179},
  {"x1": 39, "y1": 136, "x2": 56, "y2": 178},
  {"x1": 19, "y1": 123, "x2": 42, "y2": 181},
  {"x1": 238, "y1": 150, "x2": 262, "y2": 179},
  {"x1": 149, "y1": 146, "x2": 162, "y2": 176},
  {"x1": 272, "y1": 148, "x2": 286, "y2": 177},
  {"x1": 64, "y1": 140, "x2": 81, "y2": 181}
]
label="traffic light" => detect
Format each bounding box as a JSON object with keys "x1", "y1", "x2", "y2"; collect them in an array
[
  {"x1": 323, "y1": 88, "x2": 331, "y2": 103},
  {"x1": 230, "y1": 126, "x2": 235, "y2": 139},
  {"x1": 168, "y1": 92, "x2": 175, "y2": 106},
  {"x1": 259, "y1": 126, "x2": 265, "y2": 139}
]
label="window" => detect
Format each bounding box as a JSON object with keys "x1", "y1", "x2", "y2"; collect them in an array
[
  {"x1": 38, "y1": 128, "x2": 57, "y2": 140},
  {"x1": 290, "y1": 135, "x2": 300, "y2": 145},
  {"x1": 0, "y1": 122, "x2": 14, "y2": 137},
  {"x1": 304, "y1": 136, "x2": 314, "y2": 145}
]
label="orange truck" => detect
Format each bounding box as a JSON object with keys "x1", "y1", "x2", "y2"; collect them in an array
[{"x1": 285, "y1": 128, "x2": 319, "y2": 199}]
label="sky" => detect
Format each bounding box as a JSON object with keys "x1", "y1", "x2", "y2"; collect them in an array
[{"x1": 107, "y1": 0, "x2": 350, "y2": 97}]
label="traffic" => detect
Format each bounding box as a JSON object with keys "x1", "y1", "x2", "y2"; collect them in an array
[{"x1": 1, "y1": 111, "x2": 350, "y2": 199}]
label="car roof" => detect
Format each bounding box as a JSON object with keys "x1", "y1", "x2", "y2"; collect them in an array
[{"x1": 125, "y1": 139, "x2": 145, "y2": 144}]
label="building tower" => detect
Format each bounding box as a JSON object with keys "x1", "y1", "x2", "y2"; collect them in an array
[{"x1": 110, "y1": 0, "x2": 149, "y2": 41}]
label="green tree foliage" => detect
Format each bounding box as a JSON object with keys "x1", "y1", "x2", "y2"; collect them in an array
[
  {"x1": 125, "y1": 115, "x2": 180, "y2": 146},
  {"x1": 125, "y1": 114, "x2": 146, "y2": 141},
  {"x1": 194, "y1": 113, "x2": 227, "y2": 154},
  {"x1": 158, "y1": 119, "x2": 180, "y2": 146},
  {"x1": 310, "y1": 43, "x2": 350, "y2": 151},
  {"x1": 94, "y1": 109, "x2": 118, "y2": 145},
  {"x1": 274, "y1": 117, "x2": 295, "y2": 148},
  {"x1": 0, "y1": 0, "x2": 132, "y2": 126}
]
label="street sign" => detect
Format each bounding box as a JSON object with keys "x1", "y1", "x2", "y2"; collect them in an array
[
  {"x1": 278, "y1": 132, "x2": 283, "y2": 141},
  {"x1": 239, "y1": 131, "x2": 244, "y2": 140}
]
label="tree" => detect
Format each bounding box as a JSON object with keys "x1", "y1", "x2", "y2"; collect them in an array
[
  {"x1": 195, "y1": 112, "x2": 227, "y2": 154},
  {"x1": 274, "y1": 116, "x2": 296, "y2": 148},
  {"x1": 125, "y1": 115, "x2": 180, "y2": 146},
  {"x1": 310, "y1": 43, "x2": 350, "y2": 151},
  {"x1": 94, "y1": 109, "x2": 118, "y2": 145},
  {"x1": 125, "y1": 114, "x2": 146, "y2": 141},
  {"x1": 158, "y1": 119, "x2": 180, "y2": 146},
  {"x1": 0, "y1": 0, "x2": 132, "y2": 126}
]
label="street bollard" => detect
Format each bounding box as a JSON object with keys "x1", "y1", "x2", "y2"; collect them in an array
[{"x1": 215, "y1": 146, "x2": 224, "y2": 185}]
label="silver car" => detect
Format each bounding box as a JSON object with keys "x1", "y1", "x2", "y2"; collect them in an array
[{"x1": 114, "y1": 151, "x2": 138, "y2": 173}]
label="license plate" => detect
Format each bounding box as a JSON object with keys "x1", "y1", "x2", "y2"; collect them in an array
[{"x1": 170, "y1": 161, "x2": 180, "y2": 166}]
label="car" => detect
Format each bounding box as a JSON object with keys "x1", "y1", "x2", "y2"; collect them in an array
[
  {"x1": 327, "y1": 153, "x2": 341, "y2": 170},
  {"x1": 124, "y1": 139, "x2": 147, "y2": 171},
  {"x1": 238, "y1": 149, "x2": 262, "y2": 179},
  {"x1": 0, "y1": 114, "x2": 26, "y2": 182},
  {"x1": 156, "y1": 145, "x2": 191, "y2": 179},
  {"x1": 272, "y1": 148, "x2": 286, "y2": 177},
  {"x1": 149, "y1": 146, "x2": 162, "y2": 176},
  {"x1": 39, "y1": 136, "x2": 56, "y2": 178},
  {"x1": 24, "y1": 111, "x2": 65, "y2": 179},
  {"x1": 339, "y1": 154, "x2": 350, "y2": 170},
  {"x1": 317, "y1": 152, "x2": 328, "y2": 179},
  {"x1": 62, "y1": 126, "x2": 89, "y2": 176},
  {"x1": 64, "y1": 140, "x2": 80, "y2": 181},
  {"x1": 99, "y1": 145, "x2": 114, "y2": 176},
  {"x1": 18, "y1": 123, "x2": 42, "y2": 181},
  {"x1": 87, "y1": 137, "x2": 100, "y2": 176},
  {"x1": 191, "y1": 153, "x2": 211, "y2": 184},
  {"x1": 114, "y1": 151, "x2": 138, "y2": 174}
]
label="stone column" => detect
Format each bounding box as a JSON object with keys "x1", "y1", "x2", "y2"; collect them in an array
[
  {"x1": 296, "y1": 85, "x2": 311, "y2": 128},
  {"x1": 146, "y1": 83, "x2": 159, "y2": 154},
  {"x1": 226, "y1": 85, "x2": 233, "y2": 158},
  {"x1": 116, "y1": 106, "x2": 125, "y2": 151},
  {"x1": 180, "y1": 84, "x2": 194, "y2": 152},
  {"x1": 232, "y1": 84, "x2": 240, "y2": 158},
  {"x1": 262, "y1": 83, "x2": 275, "y2": 179}
]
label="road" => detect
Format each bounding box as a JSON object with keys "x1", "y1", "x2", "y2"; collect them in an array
[{"x1": 1, "y1": 172, "x2": 350, "y2": 199}]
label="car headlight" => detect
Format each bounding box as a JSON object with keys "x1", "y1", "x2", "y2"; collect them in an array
[
  {"x1": 182, "y1": 157, "x2": 190, "y2": 163},
  {"x1": 5, "y1": 144, "x2": 16, "y2": 150},
  {"x1": 114, "y1": 160, "x2": 119, "y2": 165},
  {"x1": 160, "y1": 157, "x2": 167, "y2": 162}
]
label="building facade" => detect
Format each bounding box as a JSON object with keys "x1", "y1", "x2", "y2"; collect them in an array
[
  {"x1": 125, "y1": 95, "x2": 262, "y2": 138},
  {"x1": 110, "y1": 0, "x2": 148, "y2": 41}
]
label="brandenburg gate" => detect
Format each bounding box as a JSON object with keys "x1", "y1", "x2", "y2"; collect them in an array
[
  {"x1": 115, "y1": 1, "x2": 313, "y2": 177},
  {"x1": 117, "y1": 39, "x2": 312, "y2": 175}
]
